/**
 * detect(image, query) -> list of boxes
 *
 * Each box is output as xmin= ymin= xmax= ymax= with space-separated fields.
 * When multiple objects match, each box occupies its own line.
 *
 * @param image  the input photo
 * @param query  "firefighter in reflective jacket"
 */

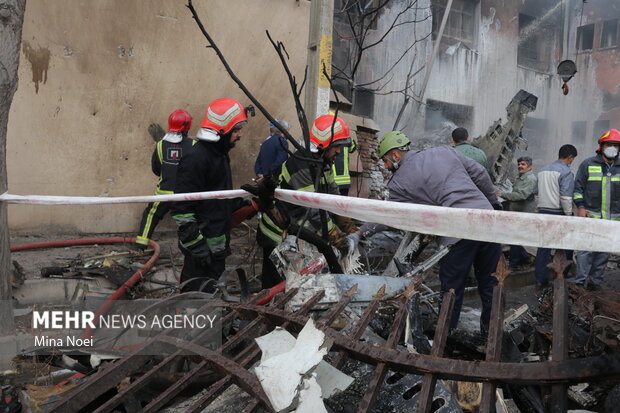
xmin=573 ymin=129 xmax=620 ymax=289
xmin=332 ymin=138 xmax=357 ymax=195
xmin=257 ymin=115 xmax=360 ymax=288
xmin=171 ymin=98 xmax=251 ymax=292
xmin=135 ymin=109 xmax=193 ymax=250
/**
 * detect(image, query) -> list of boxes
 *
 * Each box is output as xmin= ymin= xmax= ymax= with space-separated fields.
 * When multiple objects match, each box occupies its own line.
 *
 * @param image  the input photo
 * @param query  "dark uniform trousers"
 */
xmin=439 ymin=239 xmax=501 ymax=330
xmin=179 ymin=256 xmax=226 ymax=293
xmin=136 ymin=201 xmax=171 ymax=246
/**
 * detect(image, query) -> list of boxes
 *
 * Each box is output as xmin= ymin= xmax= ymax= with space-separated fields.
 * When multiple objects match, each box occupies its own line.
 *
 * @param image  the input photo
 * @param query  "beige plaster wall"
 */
xmin=7 ymin=0 xmax=310 ymax=234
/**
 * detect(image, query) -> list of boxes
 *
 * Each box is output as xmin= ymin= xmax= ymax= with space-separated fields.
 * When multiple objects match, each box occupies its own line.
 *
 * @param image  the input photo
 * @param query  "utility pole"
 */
xmin=304 ymin=0 xmax=334 ymax=127
xmin=0 ymin=0 xmax=27 ymax=335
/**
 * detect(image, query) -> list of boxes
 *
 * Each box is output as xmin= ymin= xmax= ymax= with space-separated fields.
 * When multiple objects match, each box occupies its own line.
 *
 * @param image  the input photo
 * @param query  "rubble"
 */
xmin=255 ymin=326 xmax=354 ymax=401
xmin=6 ymin=230 xmax=620 ymax=413
xmin=284 ymin=272 xmax=413 ymax=310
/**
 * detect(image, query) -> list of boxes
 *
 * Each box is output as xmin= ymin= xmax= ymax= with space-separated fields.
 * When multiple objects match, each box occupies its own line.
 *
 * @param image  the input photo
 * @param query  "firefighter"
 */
xmin=376 ymin=130 xmax=501 ymax=332
xmin=134 ymin=109 xmax=193 ymax=250
xmin=257 ymin=114 xmax=360 ymax=288
xmin=171 ymin=98 xmax=251 ymax=292
xmin=573 ymin=129 xmax=620 ymax=290
xmin=332 ymin=138 xmax=357 ymax=195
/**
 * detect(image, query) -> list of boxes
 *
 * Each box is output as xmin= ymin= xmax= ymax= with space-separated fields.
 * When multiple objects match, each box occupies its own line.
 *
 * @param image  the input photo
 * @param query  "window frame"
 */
xmin=576 ymin=23 xmax=595 ymax=52
xmin=600 ymin=19 xmax=619 ymax=49
xmin=431 ymin=0 xmax=479 ymax=48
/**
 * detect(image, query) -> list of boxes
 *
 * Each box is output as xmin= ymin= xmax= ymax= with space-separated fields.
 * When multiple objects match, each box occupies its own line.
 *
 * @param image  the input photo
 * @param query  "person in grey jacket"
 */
xmin=534 ymin=144 xmax=578 ymax=286
xmin=496 ymin=156 xmax=537 ymax=269
xmin=377 ymin=131 xmax=501 ymax=333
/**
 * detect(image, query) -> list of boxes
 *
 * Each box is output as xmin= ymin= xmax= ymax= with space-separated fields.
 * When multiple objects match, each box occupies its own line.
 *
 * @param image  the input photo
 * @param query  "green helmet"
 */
xmin=378 ymin=131 xmax=411 ymax=158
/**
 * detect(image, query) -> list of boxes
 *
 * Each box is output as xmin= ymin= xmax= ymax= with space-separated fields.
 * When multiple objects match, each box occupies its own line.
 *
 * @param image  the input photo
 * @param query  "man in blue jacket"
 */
xmin=254 ymin=120 xmax=291 ymax=181
xmin=535 ymin=144 xmax=578 ymax=286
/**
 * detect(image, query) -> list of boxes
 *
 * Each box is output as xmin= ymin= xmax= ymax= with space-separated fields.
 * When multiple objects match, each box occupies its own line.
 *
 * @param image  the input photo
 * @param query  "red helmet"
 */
xmin=168 ymin=109 xmax=192 ymax=132
xmin=598 ymin=129 xmax=620 ymax=148
xmin=310 ymin=115 xmax=351 ymax=149
xmin=199 ymin=98 xmax=248 ymax=135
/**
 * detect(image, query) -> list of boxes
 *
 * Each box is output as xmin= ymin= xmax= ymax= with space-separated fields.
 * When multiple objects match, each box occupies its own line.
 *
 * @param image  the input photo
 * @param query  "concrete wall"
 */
xmin=7 ymin=0 xmax=310 ymax=234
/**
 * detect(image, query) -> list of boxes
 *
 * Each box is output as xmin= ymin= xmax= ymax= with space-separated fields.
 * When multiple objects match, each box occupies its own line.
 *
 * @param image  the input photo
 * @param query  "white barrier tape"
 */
xmin=275 ymin=189 xmax=620 ymax=254
xmin=0 ymin=190 xmax=250 ymax=205
xmin=2 ymin=189 xmax=618 ymax=253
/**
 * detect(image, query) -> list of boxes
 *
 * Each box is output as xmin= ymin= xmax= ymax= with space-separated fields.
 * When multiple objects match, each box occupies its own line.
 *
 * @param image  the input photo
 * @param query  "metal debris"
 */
xmin=8 ymin=272 xmax=619 ymax=413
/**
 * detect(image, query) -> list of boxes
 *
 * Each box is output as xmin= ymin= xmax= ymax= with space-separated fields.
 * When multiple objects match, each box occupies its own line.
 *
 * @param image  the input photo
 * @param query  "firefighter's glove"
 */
xmin=329 ymin=227 xmax=349 ymax=255
xmin=345 ymin=232 xmax=361 ymax=255
xmin=178 ymin=223 xmax=211 ymax=266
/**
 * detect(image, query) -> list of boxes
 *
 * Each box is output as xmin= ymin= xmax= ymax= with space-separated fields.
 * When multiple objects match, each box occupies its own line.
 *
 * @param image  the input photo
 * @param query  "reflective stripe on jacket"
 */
xmin=332 ymin=140 xmax=357 ymax=187
xmin=257 ymin=151 xmax=339 ymax=247
xmin=152 ymin=136 xmax=191 ymax=193
xmin=573 ymin=154 xmax=620 ymax=220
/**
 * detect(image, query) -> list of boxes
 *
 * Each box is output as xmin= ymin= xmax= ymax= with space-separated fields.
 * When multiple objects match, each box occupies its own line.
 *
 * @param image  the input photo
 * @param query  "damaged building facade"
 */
xmin=333 ymin=0 xmax=620 ymax=190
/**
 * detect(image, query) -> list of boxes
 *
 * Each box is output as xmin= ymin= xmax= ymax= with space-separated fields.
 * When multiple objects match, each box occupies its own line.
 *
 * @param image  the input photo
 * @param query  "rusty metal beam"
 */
xmin=316 ymin=284 xmax=356 ymax=328
xmin=183 ymin=291 xmax=327 ymax=413
xmin=144 ymin=340 xmax=260 ymax=413
xmin=551 ymin=277 xmax=569 ymax=412
xmin=417 ymin=289 xmax=455 ymax=413
xmin=49 ymin=298 xmax=226 ymax=413
xmin=357 ymin=295 xmax=409 ymax=413
xmin=480 ymin=284 xmax=507 ymax=411
xmin=155 ymin=335 xmax=272 ymax=407
xmin=330 ymin=286 xmax=385 ymax=369
xmin=92 ymin=290 xmax=299 ymax=413
xmin=548 ymin=250 xmax=571 ymax=413
xmin=223 ymin=302 xmax=620 ymax=383
xmin=241 ymin=401 xmax=260 ymax=413
xmin=479 ymin=256 xmax=510 ymax=412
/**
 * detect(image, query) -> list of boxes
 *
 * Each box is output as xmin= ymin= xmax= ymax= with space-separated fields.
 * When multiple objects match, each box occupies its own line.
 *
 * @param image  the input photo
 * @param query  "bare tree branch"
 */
xmin=186 ymin=0 xmax=307 ymax=153
xmin=266 ymin=30 xmax=311 ymax=151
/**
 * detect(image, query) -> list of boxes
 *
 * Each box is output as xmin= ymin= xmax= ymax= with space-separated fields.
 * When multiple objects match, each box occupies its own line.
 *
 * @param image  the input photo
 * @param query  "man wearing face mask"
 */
xmin=372 ymin=131 xmax=501 ymax=333
xmin=573 ymin=129 xmax=620 ymax=290
xmin=171 ymin=98 xmax=251 ymax=292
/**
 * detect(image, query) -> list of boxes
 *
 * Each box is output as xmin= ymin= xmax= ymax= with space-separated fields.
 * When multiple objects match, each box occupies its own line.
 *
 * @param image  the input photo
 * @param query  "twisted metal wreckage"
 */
xmin=3 ymin=0 xmax=619 ymax=406
xmin=35 ymin=258 xmax=620 ymax=413
xmin=4 ymin=88 xmax=620 ymax=411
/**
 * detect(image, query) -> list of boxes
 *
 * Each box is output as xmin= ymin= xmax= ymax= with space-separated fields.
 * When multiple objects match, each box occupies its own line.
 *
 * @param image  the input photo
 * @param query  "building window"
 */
xmin=518 ymin=15 xmax=538 ymax=62
xmin=425 ymin=99 xmax=473 ymax=132
xmin=572 ymin=121 xmax=587 ymax=146
xmin=517 ymin=14 xmax=554 ymax=72
xmin=432 ymin=0 xmax=477 ymax=47
xmin=601 ymin=19 xmax=618 ymax=49
xmin=593 ymin=120 xmax=611 ymax=141
xmin=334 ymin=0 xmax=382 ymax=30
xmin=576 ymin=24 xmax=595 ymax=51
xmin=352 ymin=87 xmax=374 ymax=118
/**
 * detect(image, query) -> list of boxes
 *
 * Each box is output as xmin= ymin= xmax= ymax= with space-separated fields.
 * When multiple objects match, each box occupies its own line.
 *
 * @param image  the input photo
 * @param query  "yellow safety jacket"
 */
xmin=258 ymin=151 xmax=340 ymax=246
xmin=332 ymin=139 xmax=357 ymax=188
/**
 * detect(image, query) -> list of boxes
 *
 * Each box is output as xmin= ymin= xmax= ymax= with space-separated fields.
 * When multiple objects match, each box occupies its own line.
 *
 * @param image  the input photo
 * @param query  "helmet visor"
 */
xmin=328 ymin=137 xmax=352 ymax=148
